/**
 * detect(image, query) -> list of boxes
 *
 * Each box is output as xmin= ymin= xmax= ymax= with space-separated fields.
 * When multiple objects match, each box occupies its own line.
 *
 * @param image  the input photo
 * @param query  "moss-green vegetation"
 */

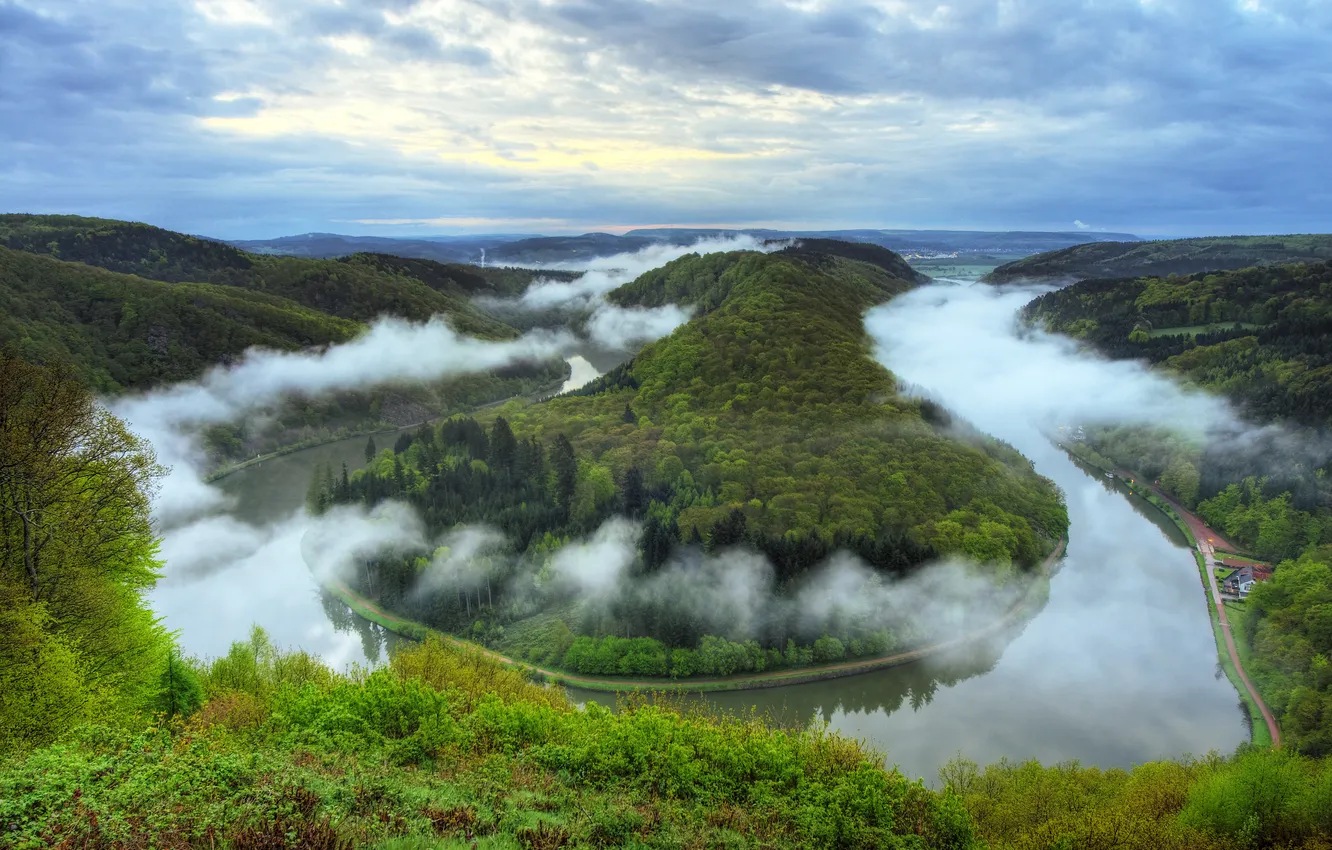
xmin=309 ymin=247 xmax=1068 ymax=676
xmin=987 ymin=234 xmax=1332 ymax=282
xmin=8 ymin=628 xmax=1332 ymax=849
xmin=945 ymin=747 xmax=1332 ymax=849
xmin=1 ymin=632 xmax=980 ymax=850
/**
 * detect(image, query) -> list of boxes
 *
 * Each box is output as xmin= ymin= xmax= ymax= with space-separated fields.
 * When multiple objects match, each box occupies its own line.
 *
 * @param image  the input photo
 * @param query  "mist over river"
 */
xmin=152 ymin=293 xmax=1247 ymax=781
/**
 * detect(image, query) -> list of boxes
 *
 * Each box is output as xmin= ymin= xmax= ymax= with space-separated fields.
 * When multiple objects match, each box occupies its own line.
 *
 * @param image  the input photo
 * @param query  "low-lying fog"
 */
xmin=146 ymin=267 xmax=1252 ymax=781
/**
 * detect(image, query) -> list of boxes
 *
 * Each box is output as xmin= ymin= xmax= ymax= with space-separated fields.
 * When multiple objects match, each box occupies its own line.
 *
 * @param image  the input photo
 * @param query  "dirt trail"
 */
xmin=330 ymin=539 xmax=1065 ymax=693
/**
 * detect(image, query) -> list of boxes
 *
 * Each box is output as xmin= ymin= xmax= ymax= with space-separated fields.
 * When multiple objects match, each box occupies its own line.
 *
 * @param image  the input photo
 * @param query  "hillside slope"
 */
xmin=0 ymin=234 xmax=567 ymax=461
xmin=1023 ymin=261 xmax=1332 ymax=427
xmin=0 ymin=214 xmax=547 ymax=333
xmin=0 ymin=245 xmax=359 ymax=392
xmin=313 ymin=245 xmax=1068 ymax=671
xmin=987 ymin=234 xmax=1332 ymax=283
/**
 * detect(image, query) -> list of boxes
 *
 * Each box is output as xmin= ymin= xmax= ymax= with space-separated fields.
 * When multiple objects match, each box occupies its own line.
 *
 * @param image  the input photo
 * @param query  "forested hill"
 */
xmin=315 ymin=247 xmax=1068 ymax=662
xmin=0 ymin=225 xmax=569 ymax=460
xmin=1023 ymin=261 xmax=1332 ymax=427
xmin=0 ymin=245 xmax=358 ymax=392
xmin=605 ymin=239 xmax=928 ymax=314
xmin=986 ymin=234 xmax=1332 ymax=283
xmin=0 ymin=214 xmax=551 ymax=332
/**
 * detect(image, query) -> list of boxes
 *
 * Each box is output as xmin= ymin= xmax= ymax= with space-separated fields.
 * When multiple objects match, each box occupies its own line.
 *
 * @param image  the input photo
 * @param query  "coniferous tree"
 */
xmin=489 ymin=417 xmax=518 ymax=473
xmin=622 ymin=465 xmax=647 ymax=518
xmin=364 ymin=436 xmax=377 ymax=463
xmin=550 ymin=434 xmax=578 ymax=512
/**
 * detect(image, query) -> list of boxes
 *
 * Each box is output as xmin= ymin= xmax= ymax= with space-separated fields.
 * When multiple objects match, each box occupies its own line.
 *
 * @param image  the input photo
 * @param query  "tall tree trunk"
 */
xmin=21 ymin=509 xmax=37 ymax=599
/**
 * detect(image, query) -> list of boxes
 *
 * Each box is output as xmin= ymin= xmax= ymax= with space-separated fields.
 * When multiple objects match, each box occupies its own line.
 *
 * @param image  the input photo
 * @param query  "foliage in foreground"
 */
xmin=947 ymin=747 xmax=1332 ymax=849
xmin=0 ymin=354 xmax=177 ymax=755
xmin=7 ymin=630 xmax=1332 ymax=849
xmin=0 ymin=633 xmax=975 ymax=850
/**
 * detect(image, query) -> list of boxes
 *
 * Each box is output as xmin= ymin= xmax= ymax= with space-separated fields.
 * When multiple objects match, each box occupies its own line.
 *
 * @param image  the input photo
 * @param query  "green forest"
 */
xmin=0 ymin=217 xmax=575 ymax=464
xmin=2 ymin=357 xmax=1330 ymax=848
xmin=306 ymin=245 xmax=1069 ymax=677
xmin=987 ymin=235 xmax=1332 ymax=283
xmin=1026 ymin=261 xmax=1332 ymax=756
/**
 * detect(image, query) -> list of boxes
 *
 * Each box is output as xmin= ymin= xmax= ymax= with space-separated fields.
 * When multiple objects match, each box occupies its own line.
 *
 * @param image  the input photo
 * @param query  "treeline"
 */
xmin=1075 ymin=425 xmax=1332 ymax=563
xmin=0 ymin=215 xmax=572 ymax=463
xmin=560 ymin=630 xmax=897 ymax=678
xmin=989 ymin=232 xmax=1332 ymax=282
xmin=1244 ymin=550 xmax=1332 ymax=756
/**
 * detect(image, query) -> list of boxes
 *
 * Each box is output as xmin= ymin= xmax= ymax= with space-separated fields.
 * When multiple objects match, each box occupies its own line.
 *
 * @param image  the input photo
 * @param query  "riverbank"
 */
xmin=1061 ymin=442 xmax=1280 ymax=747
xmin=205 ymin=376 xmax=572 ymax=483
xmin=205 ymin=422 xmax=416 ymax=483
xmin=318 ymin=538 xmax=1065 ymax=694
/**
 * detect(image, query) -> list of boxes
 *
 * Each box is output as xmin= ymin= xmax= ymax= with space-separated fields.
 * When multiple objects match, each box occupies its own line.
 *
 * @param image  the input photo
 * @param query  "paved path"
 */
xmin=329 ymin=539 xmax=1066 ymax=693
xmin=1138 ymin=482 xmax=1282 ymax=748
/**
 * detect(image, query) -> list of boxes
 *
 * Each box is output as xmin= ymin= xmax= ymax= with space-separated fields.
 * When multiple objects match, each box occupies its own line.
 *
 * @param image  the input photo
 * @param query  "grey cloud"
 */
xmin=0 ymin=0 xmax=1328 ymax=237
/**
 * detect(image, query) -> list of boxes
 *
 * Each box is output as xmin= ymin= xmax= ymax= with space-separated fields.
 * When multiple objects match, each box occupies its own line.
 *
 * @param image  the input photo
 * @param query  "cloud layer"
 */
xmin=3 ymin=0 xmax=1329 ymax=237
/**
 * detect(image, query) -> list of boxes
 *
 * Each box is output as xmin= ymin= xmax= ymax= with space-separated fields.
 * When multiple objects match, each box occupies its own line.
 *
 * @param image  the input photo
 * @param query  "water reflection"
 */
xmin=560 ymin=355 xmax=601 ymax=393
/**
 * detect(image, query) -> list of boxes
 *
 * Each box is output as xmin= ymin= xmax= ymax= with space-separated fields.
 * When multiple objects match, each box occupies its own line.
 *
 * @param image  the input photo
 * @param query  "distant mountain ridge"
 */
xmin=226 ymin=227 xmax=1142 ymax=266
xmin=986 ymin=234 xmax=1332 ymax=283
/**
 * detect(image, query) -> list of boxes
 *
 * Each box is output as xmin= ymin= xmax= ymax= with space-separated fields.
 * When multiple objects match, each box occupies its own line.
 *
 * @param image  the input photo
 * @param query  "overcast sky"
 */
xmin=2 ymin=0 xmax=1329 ymax=238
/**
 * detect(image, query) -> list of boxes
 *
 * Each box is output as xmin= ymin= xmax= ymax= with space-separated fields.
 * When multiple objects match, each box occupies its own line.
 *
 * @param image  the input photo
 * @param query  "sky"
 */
xmin=2 ymin=0 xmax=1329 ymax=239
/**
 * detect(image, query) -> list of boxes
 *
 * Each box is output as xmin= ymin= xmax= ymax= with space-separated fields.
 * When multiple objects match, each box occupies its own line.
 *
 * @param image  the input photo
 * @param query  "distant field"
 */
xmin=910 ymin=255 xmax=1020 ymax=280
xmin=1146 ymin=322 xmax=1263 ymax=338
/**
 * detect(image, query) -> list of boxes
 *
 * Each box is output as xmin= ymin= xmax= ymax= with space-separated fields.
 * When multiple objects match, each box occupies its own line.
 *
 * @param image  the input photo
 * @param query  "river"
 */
xmin=152 ymin=298 xmax=1248 ymax=782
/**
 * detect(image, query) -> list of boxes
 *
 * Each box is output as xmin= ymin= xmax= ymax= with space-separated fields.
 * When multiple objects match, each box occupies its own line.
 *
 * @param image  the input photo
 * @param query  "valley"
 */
xmin=6 ymin=219 xmax=1332 ymax=849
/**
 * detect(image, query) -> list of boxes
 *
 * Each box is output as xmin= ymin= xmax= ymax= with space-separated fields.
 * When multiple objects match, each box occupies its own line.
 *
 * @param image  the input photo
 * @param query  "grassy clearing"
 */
xmin=1146 ymin=322 xmax=1263 ymax=338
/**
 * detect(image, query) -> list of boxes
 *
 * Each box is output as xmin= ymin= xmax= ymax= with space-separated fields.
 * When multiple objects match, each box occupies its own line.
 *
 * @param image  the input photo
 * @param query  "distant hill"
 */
xmin=0 ymin=214 xmax=549 ymax=334
xmin=986 ymin=234 xmax=1332 ymax=283
xmin=628 ymin=228 xmax=1139 ymax=256
xmin=0 ymin=245 xmax=358 ymax=392
xmin=0 ymin=215 xmax=571 ymax=459
xmin=217 ymin=226 xmax=1141 ymax=266
xmin=229 ymin=232 xmax=535 ymax=263
xmin=1023 ymin=260 xmax=1332 ymax=428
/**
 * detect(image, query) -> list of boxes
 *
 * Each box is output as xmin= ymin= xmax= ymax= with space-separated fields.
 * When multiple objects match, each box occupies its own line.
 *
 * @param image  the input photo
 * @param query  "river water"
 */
xmin=152 ymin=299 xmax=1247 ymax=781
